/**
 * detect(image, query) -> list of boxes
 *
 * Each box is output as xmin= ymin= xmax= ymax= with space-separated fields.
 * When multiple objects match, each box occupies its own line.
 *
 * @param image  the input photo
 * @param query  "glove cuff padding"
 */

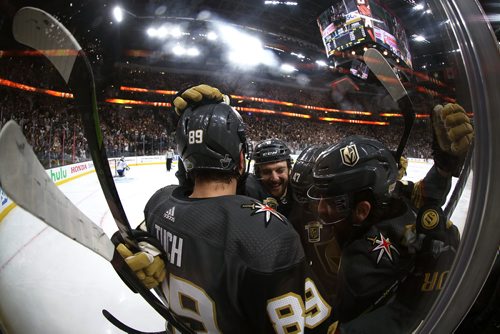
xmin=431 ymin=139 xmax=464 ymax=177
xmin=416 ymin=204 xmax=460 ymax=248
xmin=395 ymin=205 xmax=459 ymax=315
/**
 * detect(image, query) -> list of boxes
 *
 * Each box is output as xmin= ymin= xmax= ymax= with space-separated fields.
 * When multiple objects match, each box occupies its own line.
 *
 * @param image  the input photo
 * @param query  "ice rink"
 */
xmin=0 ymin=160 xmax=472 ymax=333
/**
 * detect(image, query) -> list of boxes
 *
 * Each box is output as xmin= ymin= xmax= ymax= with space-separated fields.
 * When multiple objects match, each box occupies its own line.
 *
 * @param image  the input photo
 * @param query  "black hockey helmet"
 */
xmin=308 ymin=136 xmax=397 ymax=205
xmin=290 ymin=145 xmax=326 ymax=204
xmin=252 ymin=138 xmax=291 ymax=165
xmin=176 ymin=102 xmax=248 ymax=173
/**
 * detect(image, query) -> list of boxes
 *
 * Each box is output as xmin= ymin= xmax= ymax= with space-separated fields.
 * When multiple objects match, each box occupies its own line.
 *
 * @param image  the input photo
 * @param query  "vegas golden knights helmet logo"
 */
xmin=305 ymin=221 xmax=323 ymax=243
xmin=340 ymin=144 xmax=359 ymax=166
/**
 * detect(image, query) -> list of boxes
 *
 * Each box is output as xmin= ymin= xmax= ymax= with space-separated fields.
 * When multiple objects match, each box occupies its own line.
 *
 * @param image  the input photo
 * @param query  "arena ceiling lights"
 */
xmin=112 ymin=6 xmax=124 ymax=23
xmin=264 ymin=1 xmax=298 ymax=5
xmin=412 ymin=34 xmax=430 ymax=43
xmin=315 ymin=60 xmax=328 ymax=67
xmin=213 ymin=22 xmax=279 ymax=69
xmin=280 ymin=63 xmax=297 ymax=73
xmin=172 ymin=44 xmax=200 ymax=57
xmin=146 ymin=25 xmax=186 ymax=39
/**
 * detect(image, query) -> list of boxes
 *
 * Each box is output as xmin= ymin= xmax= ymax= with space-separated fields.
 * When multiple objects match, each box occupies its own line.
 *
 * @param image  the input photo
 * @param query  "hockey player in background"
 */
xmin=247 ymin=138 xmax=295 ymax=217
xmin=289 ymin=144 xmax=342 ymax=300
xmin=116 ymin=156 xmax=130 ymax=177
xmin=115 ymin=101 xmax=338 ymax=333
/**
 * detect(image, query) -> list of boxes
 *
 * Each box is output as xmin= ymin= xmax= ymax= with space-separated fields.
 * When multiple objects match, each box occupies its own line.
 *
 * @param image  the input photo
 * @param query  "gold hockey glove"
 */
xmin=117 ymin=242 xmax=166 ymax=289
xmin=433 ymin=103 xmax=473 ymax=155
xmin=173 ymin=84 xmax=230 ymax=116
xmin=431 ymin=103 xmax=473 ymax=176
xmin=397 ymin=155 xmax=408 ymax=181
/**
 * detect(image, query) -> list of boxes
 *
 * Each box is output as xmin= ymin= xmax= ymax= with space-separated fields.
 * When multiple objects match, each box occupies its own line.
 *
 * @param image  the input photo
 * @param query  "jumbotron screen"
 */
xmin=317 ymin=0 xmax=412 ymax=68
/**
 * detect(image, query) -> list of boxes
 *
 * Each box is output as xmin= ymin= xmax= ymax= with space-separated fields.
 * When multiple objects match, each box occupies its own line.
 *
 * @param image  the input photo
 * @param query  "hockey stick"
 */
xmin=364 ymin=48 xmax=415 ymax=162
xmin=102 ymin=310 xmax=167 ymax=334
xmin=12 ymin=6 xmax=135 ymax=246
xmin=0 ymin=120 xmax=115 ymax=261
xmin=11 ymin=8 xmax=194 ymax=334
xmin=444 ymin=145 xmax=474 ymax=220
xmin=0 ymin=120 xmax=193 ymax=334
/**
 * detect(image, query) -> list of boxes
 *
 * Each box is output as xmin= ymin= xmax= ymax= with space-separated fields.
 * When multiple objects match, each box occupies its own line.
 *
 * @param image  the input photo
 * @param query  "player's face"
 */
xmin=317 ymin=198 xmax=341 ymax=223
xmin=259 ymin=160 xmax=289 ymax=198
xmin=316 ymin=195 xmax=351 ymax=244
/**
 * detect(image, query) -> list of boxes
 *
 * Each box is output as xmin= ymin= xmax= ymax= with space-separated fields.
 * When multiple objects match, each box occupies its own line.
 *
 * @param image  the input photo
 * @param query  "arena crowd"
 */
xmin=1 ymin=62 xmax=435 ymax=168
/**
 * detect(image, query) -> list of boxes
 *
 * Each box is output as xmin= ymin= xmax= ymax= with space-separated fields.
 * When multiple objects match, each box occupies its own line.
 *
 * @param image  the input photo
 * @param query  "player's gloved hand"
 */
xmin=173 ymin=84 xmax=230 ymax=116
xmin=396 ymin=205 xmax=459 ymax=317
xmin=397 ymin=155 xmax=408 ymax=181
xmin=432 ymin=103 xmax=473 ymax=176
xmin=117 ymin=242 xmax=166 ymax=289
xmin=415 ymin=204 xmax=460 ymax=249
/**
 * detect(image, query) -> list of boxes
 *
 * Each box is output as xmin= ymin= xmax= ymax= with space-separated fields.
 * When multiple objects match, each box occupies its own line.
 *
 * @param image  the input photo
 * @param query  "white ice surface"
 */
xmin=0 ymin=164 xmax=177 ymax=334
xmin=0 ymin=161 xmax=472 ymax=333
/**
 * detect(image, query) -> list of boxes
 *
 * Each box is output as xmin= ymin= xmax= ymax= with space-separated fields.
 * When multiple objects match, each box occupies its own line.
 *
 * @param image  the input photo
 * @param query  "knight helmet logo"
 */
xmin=340 ymin=144 xmax=359 ymax=166
xmin=220 ymin=154 xmax=232 ymax=169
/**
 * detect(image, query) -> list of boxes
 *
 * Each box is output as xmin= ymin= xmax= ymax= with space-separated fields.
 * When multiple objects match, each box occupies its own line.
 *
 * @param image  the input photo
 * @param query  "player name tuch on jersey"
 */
xmin=154 ymin=224 xmax=183 ymax=268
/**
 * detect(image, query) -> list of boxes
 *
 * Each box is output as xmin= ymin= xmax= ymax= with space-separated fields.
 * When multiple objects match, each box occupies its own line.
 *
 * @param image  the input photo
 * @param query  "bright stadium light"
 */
xmin=146 ymin=27 xmax=156 ymax=37
xmin=315 ymin=60 xmax=327 ymax=67
xmin=172 ymin=45 xmax=185 ymax=56
xmin=146 ymin=25 xmax=185 ymax=39
xmin=157 ymin=26 xmax=168 ymax=38
xmin=206 ymin=31 xmax=218 ymax=40
xmin=215 ymin=22 xmax=279 ymax=69
xmin=281 ymin=63 xmax=297 ymax=73
xmin=264 ymin=1 xmax=298 ymax=5
xmin=412 ymin=34 xmax=429 ymax=43
xmin=113 ymin=6 xmax=124 ymax=22
xmin=186 ymin=47 xmax=200 ymax=57
xmin=291 ymin=52 xmax=305 ymax=59
xmin=170 ymin=26 xmax=183 ymax=38
xmin=414 ymin=3 xmax=424 ymax=10
xmin=228 ymin=50 xmax=260 ymax=67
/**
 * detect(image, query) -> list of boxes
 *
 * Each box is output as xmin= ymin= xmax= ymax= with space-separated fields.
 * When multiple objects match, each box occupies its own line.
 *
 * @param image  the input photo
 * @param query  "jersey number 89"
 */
xmin=165 ymin=275 xmax=331 ymax=333
xmin=188 ymin=130 xmax=203 ymax=144
xmin=267 ymin=278 xmax=331 ymax=333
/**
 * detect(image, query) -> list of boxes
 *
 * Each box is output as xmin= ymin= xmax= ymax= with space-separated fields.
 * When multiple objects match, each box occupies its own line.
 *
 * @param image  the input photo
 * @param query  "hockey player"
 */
xmin=116 ymin=156 xmax=130 ymax=177
xmin=306 ymin=132 xmax=471 ymax=333
xmin=289 ymin=145 xmax=341 ymax=299
xmin=247 ymin=138 xmax=295 ymax=217
xmin=117 ymin=102 xmax=337 ymax=333
xmin=306 ymin=136 xmax=418 ymax=322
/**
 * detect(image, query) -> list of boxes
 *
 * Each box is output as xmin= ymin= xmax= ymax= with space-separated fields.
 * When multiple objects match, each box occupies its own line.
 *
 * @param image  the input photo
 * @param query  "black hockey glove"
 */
xmin=431 ymin=103 xmax=473 ymax=177
xmin=415 ymin=204 xmax=460 ymax=249
xmin=173 ymin=84 xmax=230 ymax=116
xmin=396 ymin=205 xmax=459 ymax=317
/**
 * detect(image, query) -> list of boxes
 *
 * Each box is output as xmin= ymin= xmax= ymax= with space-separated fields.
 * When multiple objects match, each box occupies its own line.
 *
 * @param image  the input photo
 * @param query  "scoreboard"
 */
xmin=323 ymin=23 xmax=367 ymax=54
xmin=317 ymin=0 xmax=412 ymax=68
